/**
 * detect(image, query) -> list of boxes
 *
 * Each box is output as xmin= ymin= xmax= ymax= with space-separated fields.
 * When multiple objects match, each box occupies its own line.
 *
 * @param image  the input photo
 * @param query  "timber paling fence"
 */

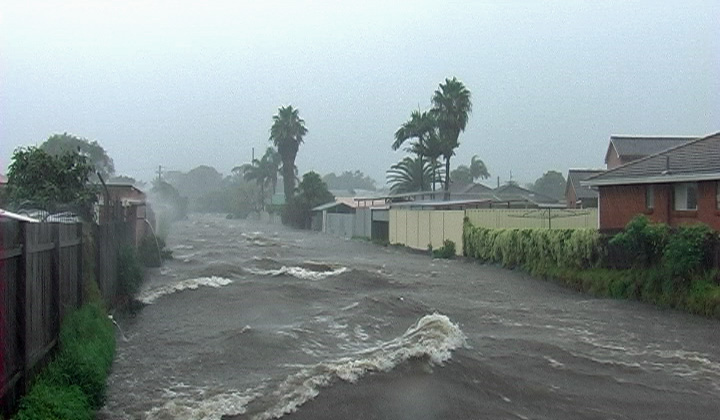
xmin=0 ymin=219 xmax=130 ymax=413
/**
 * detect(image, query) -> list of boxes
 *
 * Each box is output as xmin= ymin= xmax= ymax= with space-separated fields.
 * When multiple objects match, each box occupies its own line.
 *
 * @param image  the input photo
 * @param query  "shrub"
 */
xmin=610 ymin=215 xmax=669 ymax=267
xmin=432 ymin=240 xmax=456 ymax=259
xmin=118 ymin=245 xmax=145 ymax=296
xmin=662 ymin=224 xmax=714 ymax=281
xmin=15 ymin=304 xmax=116 ymax=418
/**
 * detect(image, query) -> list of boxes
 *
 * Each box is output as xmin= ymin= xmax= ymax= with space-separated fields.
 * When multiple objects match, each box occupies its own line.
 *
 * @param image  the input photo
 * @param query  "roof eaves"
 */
xmin=583 ymin=172 xmax=720 ymax=187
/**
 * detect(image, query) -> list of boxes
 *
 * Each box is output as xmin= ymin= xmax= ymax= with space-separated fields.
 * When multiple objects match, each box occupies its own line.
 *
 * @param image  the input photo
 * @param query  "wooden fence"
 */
xmin=1 ymin=221 xmax=83 ymax=407
xmin=1 ymin=219 xmax=131 ymax=413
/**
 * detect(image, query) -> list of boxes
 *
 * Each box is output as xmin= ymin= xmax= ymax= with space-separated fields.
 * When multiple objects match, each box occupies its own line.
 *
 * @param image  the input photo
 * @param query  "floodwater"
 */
xmin=99 ymin=214 xmax=720 ymax=419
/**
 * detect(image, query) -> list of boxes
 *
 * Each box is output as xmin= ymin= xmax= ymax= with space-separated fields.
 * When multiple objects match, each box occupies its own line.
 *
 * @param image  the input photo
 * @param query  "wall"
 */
xmin=325 ymin=213 xmax=356 ymax=238
xmin=466 ymin=208 xmax=598 ymax=229
xmin=389 ymin=209 xmax=464 ymax=256
xmin=600 ymin=181 xmax=720 ymax=231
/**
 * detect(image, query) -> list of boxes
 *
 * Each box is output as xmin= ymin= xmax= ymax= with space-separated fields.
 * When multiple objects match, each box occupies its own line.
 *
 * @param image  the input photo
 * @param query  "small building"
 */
xmin=565 ymin=169 xmax=605 ymax=208
xmin=604 ymin=135 xmax=695 ymax=169
xmin=98 ymin=183 xmax=155 ymax=246
xmin=584 ymin=132 xmax=720 ymax=231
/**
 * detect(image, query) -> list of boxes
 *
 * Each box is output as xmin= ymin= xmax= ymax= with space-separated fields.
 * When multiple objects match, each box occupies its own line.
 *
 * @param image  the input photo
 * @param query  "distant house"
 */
xmin=99 ymin=183 xmax=155 ymax=245
xmin=491 ymin=183 xmax=560 ymax=208
xmin=565 ymin=169 xmax=605 ymax=208
xmin=584 ymin=132 xmax=720 ymax=231
xmin=604 ymin=135 xmax=695 ymax=169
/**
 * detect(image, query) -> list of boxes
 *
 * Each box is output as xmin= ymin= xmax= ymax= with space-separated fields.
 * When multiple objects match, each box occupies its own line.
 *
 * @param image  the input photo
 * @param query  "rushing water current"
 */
xmin=99 ymin=214 xmax=720 ymax=419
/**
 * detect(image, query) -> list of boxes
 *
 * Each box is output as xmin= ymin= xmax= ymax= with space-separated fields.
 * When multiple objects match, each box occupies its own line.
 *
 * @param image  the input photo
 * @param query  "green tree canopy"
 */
xmin=270 ymin=105 xmax=308 ymax=202
xmin=431 ymin=77 xmax=472 ymax=194
xmin=6 ymin=146 xmax=97 ymax=217
xmin=387 ymin=156 xmax=435 ymax=194
xmin=40 ymin=133 xmax=115 ymax=180
xmin=282 ymin=171 xmax=334 ymax=228
xmin=450 ymin=165 xmax=473 ymax=185
xmin=530 ymin=170 xmax=566 ymax=201
xmin=322 ymin=170 xmax=376 ymax=192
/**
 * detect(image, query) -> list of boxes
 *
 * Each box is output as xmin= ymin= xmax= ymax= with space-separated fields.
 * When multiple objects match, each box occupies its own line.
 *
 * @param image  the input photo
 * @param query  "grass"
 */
xmin=14 ymin=304 xmax=116 ymax=419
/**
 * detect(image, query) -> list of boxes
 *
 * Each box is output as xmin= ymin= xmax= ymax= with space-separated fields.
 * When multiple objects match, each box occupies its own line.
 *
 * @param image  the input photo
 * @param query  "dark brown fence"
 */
xmin=94 ymin=222 xmax=131 ymax=305
xmin=1 ymin=221 xmax=83 ymax=409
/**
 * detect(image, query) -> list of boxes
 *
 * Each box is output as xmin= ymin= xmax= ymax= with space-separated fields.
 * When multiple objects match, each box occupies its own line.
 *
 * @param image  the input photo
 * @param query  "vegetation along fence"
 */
xmin=1 ymin=220 xmax=83 ymax=408
xmin=0 ymin=218 xmax=131 ymax=413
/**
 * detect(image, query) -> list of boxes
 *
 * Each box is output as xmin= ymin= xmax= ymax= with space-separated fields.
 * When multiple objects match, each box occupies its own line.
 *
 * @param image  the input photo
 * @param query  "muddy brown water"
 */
xmin=99 ymin=214 xmax=720 ymax=419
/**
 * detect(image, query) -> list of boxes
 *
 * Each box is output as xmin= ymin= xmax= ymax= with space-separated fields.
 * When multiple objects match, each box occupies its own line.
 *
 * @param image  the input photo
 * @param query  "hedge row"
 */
xmin=462 ymin=221 xmax=604 ymax=271
xmin=14 ymin=304 xmax=116 ymax=420
xmin=462 ymin=217 xmax=720 ymax=319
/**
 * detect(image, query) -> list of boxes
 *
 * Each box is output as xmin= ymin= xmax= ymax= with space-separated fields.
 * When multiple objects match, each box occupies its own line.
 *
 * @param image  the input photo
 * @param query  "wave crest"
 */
xmin=137 ymin=276 xmax=233 ymax=304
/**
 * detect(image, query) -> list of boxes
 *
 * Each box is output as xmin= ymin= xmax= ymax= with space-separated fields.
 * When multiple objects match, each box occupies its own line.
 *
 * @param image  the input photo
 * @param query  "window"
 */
xmin=674 ymin=182 xmax=698 ymax=211
xmin=645 ymin=185 xmax=654 ymax=209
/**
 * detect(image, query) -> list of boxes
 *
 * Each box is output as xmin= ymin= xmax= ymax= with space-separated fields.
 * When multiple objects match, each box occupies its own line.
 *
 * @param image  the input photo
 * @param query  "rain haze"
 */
xmin=2 ymin=0 xmax=718 ymax=185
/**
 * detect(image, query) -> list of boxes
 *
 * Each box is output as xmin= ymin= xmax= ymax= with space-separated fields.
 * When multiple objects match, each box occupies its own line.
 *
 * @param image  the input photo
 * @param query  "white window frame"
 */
xmin=673 ymin=182 xmax=698 ymax=211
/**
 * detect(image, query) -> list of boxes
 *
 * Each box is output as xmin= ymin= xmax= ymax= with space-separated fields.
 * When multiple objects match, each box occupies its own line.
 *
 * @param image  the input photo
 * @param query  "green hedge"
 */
xmin=15 ymin=304 xmax=116 ymax=419
xmin=462 ymin=220 xmax=604 ymax=271
xmin=463 ymin=217 xmax=720 ymax=319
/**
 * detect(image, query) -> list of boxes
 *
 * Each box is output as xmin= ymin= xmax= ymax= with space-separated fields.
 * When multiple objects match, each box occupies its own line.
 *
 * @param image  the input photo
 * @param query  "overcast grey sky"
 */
xmin=1 ymin=0 xmax=718 ymax=186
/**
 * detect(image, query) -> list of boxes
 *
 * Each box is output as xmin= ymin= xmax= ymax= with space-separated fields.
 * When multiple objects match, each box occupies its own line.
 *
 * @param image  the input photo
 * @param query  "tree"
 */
xmin=393 ymin=110 xmax=437 ymax=191
xmin=387 ymin=156 xmax=435 ymax=194
xmin=242 ymin=147 xmax=281 ymax=210
xmin=283 ymin=171 xmax=334 ymax=228
xmin=40 ymin=133 xmax=115 ymax=180
xmin=270 ymin=105 xmax=308 ymax=202
xmin=450 ymin=165 xmax=473 ymax=185
xmin=530 ymin=170 xmax=566 ymax=201
xmin=6 ymin=146 xmax=96 ymax=218
xmin=469 ymin=155 xmax=490 ymax=180
xmin=322 ymin=171 xmax=376 ymax=192
xmin=431 ymin=77 xmax=472 ymax=195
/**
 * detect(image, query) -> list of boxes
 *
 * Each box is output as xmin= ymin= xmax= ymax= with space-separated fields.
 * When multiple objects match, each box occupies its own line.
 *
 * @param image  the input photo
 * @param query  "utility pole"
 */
xmin=252 ymin=147 xmax=255 ymax=162
xmin=156 ymin=165 xmax=163 ymax=182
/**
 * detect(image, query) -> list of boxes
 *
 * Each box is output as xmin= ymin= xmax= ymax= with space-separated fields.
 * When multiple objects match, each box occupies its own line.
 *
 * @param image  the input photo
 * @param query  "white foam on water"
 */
xmin=146 ymin=385 xmax=258 ymax=420
xmin=247 ymin=266 xmax=349 ymax=281
xmin=252 ymin=313 xmax=466 ymax=420
xmin=137 ymin=276 xmax=233 ymax=304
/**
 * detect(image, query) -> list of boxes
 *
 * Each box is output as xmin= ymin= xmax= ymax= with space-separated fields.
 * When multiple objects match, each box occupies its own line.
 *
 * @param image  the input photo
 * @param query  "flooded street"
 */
xmin=100 ymin=214 xmax=720 ymax=419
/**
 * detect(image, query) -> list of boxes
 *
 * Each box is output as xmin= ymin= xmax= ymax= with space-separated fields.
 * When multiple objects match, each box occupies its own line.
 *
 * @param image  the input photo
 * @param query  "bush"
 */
xmin=663 ymin=224 xmax=714 ymax=281
xmin=15 ymin=304 xmax=116 ymax=418
xmin=118 ymin=245 xmax=145 ymax=296
xmin=610 ymin=215 xmax=669 ymax=267
xmin=432 ymin=240 xmax=456 ymax=259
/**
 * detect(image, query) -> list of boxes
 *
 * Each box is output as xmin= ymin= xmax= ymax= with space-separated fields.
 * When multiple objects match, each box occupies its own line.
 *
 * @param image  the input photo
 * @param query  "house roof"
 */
xmin=389 ymin=198 xmax=491 ymax=210
xmin=493 ymin=183 xmax=558 ymax=204
xmin=566 ymin=169 xmax=605 ymax=200
xmin=604 ymin=135 xmax=695 ymax=164
xmin=586 ymin=132 xmax=720 ymax=186
xmin=311 ymin=201 xmax=355 ymax=212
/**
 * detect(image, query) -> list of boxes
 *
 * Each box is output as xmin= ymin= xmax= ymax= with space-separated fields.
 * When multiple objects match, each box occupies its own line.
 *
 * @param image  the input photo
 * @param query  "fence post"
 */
xmin=52 ymin=224 xmax=61 ymax=342
xmin=17 ymin=223 xmax=29 ymax=394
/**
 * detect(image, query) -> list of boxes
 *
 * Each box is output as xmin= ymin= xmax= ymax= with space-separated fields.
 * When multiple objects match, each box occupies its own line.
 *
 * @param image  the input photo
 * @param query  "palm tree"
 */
xmin=270 ymin=105 xmax=308 ymax=202
xmin=243 ymin=158 xmax=273 ymax=210
xmin=393 ymin=110 xmax=437 ymax=191
xmin=469 ymin=155 xmax=490 ymax=180
xmin=431 ymin=77 xmax=472 ymax=196
xmin=261 ymin=147 xmax=282 ymax=195
xmin=386 ymin=156 xmax=434 ymax=194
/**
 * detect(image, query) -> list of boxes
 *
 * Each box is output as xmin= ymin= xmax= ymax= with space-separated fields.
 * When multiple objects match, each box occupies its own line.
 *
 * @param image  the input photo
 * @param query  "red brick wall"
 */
xmin=599 ymin=181 xmax=720 ymax=231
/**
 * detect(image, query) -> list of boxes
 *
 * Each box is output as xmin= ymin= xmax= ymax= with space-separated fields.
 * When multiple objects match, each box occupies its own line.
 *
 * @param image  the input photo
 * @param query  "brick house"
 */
xmin=565 ymin=169 xmax=604 ymax=208
xmin=585 ymin=132 xmax=720 ymax=231
xmin=604 ymin=135 xmax=695 ymax=169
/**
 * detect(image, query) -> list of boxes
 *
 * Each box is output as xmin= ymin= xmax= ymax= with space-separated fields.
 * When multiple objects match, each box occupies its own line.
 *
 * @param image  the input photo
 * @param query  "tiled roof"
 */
xmin=605 ymin=135 xmax=695 ymax=164
xmin=566 ymin=169 xmax=604 ymax=199
xmin=493 ymin=184 xmax=558 ymax=204
xmin=587 ymin=132 xmax=720 ymax=186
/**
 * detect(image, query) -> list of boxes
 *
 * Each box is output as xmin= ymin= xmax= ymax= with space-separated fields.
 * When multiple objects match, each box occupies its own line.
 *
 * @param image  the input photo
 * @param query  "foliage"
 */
xmin=137 ymin=235 xmax=173 ymax=268
xmin=6 ymin=146 xmax=97 ymax=218
xmin=164 ymin=165 xmax=225 ymax=205
xmin=387 ymin=156 xmax=437 ymax=193
xmin=322 ymin=170 xmax=377 ymax=192
xmin=662 ymin=224 xmax=714 ymax=281
xmin=282 ymin=171 xmax=334 ymax=228
xmin=40 ymin=132 xmax=115 ymax=180
xmin=242 ymin=147 xmax=281 ymax=210
xmin=469 ymin=155 xmax=490 ymax=180
xmin=15 ymin=304 xmax=116 ymax=418
xmin=270 ymin=105 xmax=308 ymax=202
xmin=609 ymin=215 xmax=669 ymax=267
xmin=463 ymin=221 xmax=604 ymax=271
xmin=450 ymin=165 xmax=473 ymax=185
xmin=151 ymin=180 xmax=188 ymax=221
xmin=430 ymin=77 xmax=472 ymax=192
xmin=529 ymin=170 xmax=566 ymax=201
xmin=117 ymin=245 xmax=145 ymax=296
xmin=432 ymin=240 xmax=456 ymax=259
